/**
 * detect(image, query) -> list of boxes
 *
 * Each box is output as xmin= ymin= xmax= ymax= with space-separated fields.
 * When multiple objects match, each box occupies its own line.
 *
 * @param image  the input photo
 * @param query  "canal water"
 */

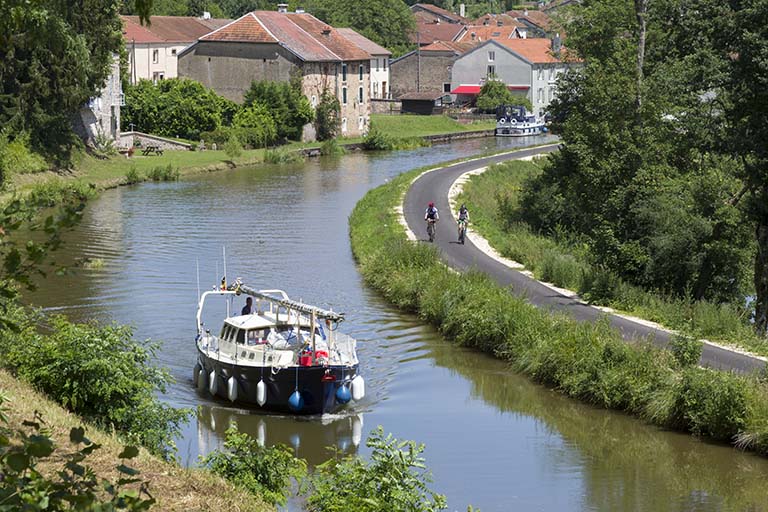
xmin=26 ymin=136 xmax=768 ymax=511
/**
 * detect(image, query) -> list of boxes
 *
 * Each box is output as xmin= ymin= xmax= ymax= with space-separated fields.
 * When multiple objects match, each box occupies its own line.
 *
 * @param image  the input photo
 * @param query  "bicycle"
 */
xmin=457 ymin=219 xmax=467 ymax=245
xmin=426 ymin=219 xmax=437 ymax=243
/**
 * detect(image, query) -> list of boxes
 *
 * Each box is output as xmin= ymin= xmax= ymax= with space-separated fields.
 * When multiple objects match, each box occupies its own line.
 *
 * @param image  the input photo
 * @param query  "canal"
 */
xmin=26 ymin=135 xmax=768 ymax=511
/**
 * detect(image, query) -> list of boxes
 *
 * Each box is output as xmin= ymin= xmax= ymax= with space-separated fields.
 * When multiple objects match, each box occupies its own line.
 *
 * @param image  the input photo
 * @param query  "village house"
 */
xmin=177 ymin=7 xmax=377 ymax=139
xmin=390 ymin=41 xmax=476 ymax=101
xmin=75 ymin=55 xmax=122 ymax=143
xmin=459 ymin=14 xmax=527 ymax=43
xmin=337 ymin=28 xmax=392 ymax=99
xmin=450 ymin=36 xmax=578 ymax=118
xmin=411 ymin=3 xmax=468 ymax=46
xmin=122 ymin=15 xmax=231 ymax=84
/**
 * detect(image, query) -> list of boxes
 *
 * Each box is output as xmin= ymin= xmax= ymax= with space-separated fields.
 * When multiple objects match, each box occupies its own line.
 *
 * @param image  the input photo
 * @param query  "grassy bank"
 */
xmin=349 ymin=155 xmax=768 ymax=456
xmin=0 ymin=369 xmax=272 ymax=511
xmin=369 ymin=114 xmax=495 ymax=138
xmin=457 ymin=160 xmax=768 ymax=357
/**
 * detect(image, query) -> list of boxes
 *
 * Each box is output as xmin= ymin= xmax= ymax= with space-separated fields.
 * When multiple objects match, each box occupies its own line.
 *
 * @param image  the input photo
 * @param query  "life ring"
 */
xmin=510 ymin=118 xmax=517 ymax=124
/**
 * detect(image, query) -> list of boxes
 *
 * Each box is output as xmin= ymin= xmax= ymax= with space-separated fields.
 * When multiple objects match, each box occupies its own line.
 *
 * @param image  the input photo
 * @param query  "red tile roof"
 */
xmin=460 ymin=24 xmax=523 ymax=42
xmin=412 ymin=21 xmax=466 ymax=44
xmin=122 ymin=15 xmax=230 ymax=43
xmin=506 ymin=10 xmax=555 ymax=31
xmin=336 ymin=28 xmax=391 ymax=56
xmin=201 ymin=11 xmax=370 ymax=62
xmin=411 ymin=3 xmax=468 ymax=24
xmin=471 ymin=13 xmax=523 ymax=26
xmin=122 ymin=17 xmax=165 ymax=44
xmin=495 ymin=38 xmax=567 ymax=63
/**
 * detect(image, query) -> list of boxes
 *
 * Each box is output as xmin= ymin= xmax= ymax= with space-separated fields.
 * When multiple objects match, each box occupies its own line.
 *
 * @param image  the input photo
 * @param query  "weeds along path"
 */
xmin=403 ymin=145 xmax=765 ymax=374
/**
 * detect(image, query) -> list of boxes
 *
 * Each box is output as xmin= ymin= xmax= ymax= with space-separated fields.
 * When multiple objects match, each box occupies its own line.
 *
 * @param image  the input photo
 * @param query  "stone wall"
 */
xmin=370 ymin=99 xmax=401 ymax=114
xmin=390 ymin=51 xmax=456 ymax=100
xmin=118 ymin=131 xmax=192 ymax=151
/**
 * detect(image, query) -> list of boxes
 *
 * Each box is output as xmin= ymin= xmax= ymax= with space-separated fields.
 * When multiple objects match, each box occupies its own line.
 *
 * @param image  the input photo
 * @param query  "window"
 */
xmin=376 ymin=58 xmax=380 ymax=72
xmin=152 ymin=71 xmax=164 ymax=83
xmin=358 ymin=117 xmax=365 ymax=131
xmin=537 ymin=68 xmax=543 ymax=80
xmin=171 ymin=48 xmax=177 ymax=56
xmin=342 ymin=63 xmax=347 ymax=81
xmin=537 ymin=88 xmax=544 ymax=103
xmin=235 ymin=329 xmax=245 ymax=344
xmin=491 ymin=32 xmax=501 ymax=37
xmin=152 ymin=49 xmax=159 ymax=63
xmin=373 ymin=82 xmax=379 ymax=97
xmin=358 ymin=86 xmax=363 ymax=103
xmin=341 ymin=117 xmax=347 ymax=133
xmin=487 ymin=65 xmax=495 ymax=76
xmin=383 ymin=59 xmax=387 ymax=70
xmin=311 ymin=95 xmax=317 ymax=107
xmin=342 ymin=87 xmax=347 ymax=104
xmin=382 ymin=81 xmax=387 ymax=98
xmin=488 ymin=50 xmax=495 ymax=61
xmin=359 ymin=64 xmax=363 ymax=80
xmin=443 ymin=83 xmax=451 ymax=93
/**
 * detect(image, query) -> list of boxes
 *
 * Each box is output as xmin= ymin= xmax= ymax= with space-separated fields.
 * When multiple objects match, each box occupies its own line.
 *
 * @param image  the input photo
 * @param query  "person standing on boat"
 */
xmin=241 ymin=297 xmax=253 ymax=315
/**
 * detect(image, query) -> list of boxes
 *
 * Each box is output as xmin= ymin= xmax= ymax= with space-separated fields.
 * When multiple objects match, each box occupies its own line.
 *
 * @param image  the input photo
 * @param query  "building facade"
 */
xmin=178 ymin=10 xmax=374 ymax=138
xmin=390 ymin=41 xmax=475 ymax=100
xmin=337 ymin=28 xmax=392 ymax=99
xmin=76 ymin=55 xmax=122 ymax=143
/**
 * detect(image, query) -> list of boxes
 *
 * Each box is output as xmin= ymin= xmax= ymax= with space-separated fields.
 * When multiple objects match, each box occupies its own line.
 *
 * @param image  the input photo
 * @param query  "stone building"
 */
xmin=75 ymin=55 xmax=122 ymax=144
xmin=390 ymin=41 xmax=476 ymax=101
xmin=178 ymin=9 xmax=376 ymax=138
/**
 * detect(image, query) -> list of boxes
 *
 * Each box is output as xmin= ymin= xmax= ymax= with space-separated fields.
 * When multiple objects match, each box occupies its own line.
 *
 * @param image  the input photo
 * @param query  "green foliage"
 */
xmin=146 ymin=164 xmax=180 ymax=181
xmin=476 ymin=79 xmax=528 ymax=113
xmin=670 ymin=335 xmax=702 ymax=368
xmin=314 ymin=90 xmax=341 ymax=141
xmin=232 ymin=103 xmax=278 ymax=148
xmin=319 ymin=139 xmax=346 ymax=156
xmin=306 ymin=426 xmax=447 ymax=512
xmin=306 ymin=0 xmax=416 ymax=56
xmin=125 ymin=167 xmax=142 ymax=184
xmin=123 ymin=78 xmax=232 ymax=140
xmin=363 ymin=126 xmax=429 ymax=151
xmin=0 ymin=399 xmax=154 ymax=511
xmin=0 ymin=0 xmax=123 ymax=163
xmin=223 ymin=134 xmax=243 ymax=159
xmin=243 ymin=79 xmax=313 ymax=141
xmin=201 ymin=425 xmax=306 ymax=506
xmin=263 ymin=148 xmax=304 ymax=164
xmin=0 ymin=308 xmax=190 ymax=459
xmin=0 ymin=131 xmax=48 ymax=182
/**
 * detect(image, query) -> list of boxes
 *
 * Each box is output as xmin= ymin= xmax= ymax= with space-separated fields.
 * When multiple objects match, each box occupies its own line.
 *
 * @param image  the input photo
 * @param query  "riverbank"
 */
xmin=6 ymin=115 xmax=496 ymax=197
xmin=456 ymin=160 xmax=768 ymax=358
xmin=348 ymin=150 xmax=768 ymax=456
xmin=0 ymin=369 xmax=272 ymax=511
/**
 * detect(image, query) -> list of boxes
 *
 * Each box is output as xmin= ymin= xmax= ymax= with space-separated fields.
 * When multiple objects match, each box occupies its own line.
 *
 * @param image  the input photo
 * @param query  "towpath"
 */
xmin=403 ymin=144 xmax=766 ymax=374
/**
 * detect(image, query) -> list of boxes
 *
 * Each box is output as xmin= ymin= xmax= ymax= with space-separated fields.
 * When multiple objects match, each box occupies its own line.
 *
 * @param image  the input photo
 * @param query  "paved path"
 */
xmin=403 ymin=145 xmax=766 ymax=374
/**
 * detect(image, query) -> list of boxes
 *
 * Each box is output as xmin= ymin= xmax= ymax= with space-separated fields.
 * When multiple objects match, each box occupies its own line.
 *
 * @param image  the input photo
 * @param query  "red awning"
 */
xmin=451 ymin=85 xmax=481 ymax=94
xmin=507 ymin=85 xmax=530 ymax=90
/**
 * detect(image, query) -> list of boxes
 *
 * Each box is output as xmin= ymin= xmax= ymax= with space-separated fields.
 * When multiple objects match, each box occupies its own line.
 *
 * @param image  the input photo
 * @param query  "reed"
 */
xmin=349 ymin=157 xmax=768 ymax=456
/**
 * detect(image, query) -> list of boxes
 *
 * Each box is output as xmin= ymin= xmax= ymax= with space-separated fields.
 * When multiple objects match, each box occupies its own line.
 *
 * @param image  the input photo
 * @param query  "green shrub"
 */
xmin=264 ymin=148 xmax=303 ymax=164
xmin=202 ymin=425 xmax=306 ymax=506
xmin=306 ymin=426 xmax=447 ymax=512
xmin=0 ymin=131 xmax=48 ymax=180
xmin=0 ymin=307 xmax=190 ymax=459
xmin=670 ymin=335 xmax=703 ymax=367
xmin=146 ymin=164 xmax=180 ymax=181
xmin=232 ymin=103 xmax=278 ymax=147
xmin=26 ymin=180 xmax=96 ymax=206
xmin=200 ymin=127 xmax=233 ymax=146
xmin=362 ymin=126 xmax=393 ymax=150
xmin=224 ymin=134 xmax=243 ymax=159
xmin=319 ymin=138 xmax=346 ymax=156
xmin=0 ymin=397 xmax=154 ymax=511
xmin=125 ymin=166 xmax=141 ymax=184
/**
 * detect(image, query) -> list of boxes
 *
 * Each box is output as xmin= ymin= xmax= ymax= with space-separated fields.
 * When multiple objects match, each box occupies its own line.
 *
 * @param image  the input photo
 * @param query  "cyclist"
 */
xmin=424 ymin=202 xmax=439 ymax=242
xmin=457 ymin=204 xmax=469 ymax=244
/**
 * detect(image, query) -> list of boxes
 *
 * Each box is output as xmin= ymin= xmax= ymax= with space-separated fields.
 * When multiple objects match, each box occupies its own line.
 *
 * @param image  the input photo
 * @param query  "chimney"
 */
xmin=321 ymin=26 xmax=331 ymax=36
xmin=459 ymin=3 xmax=465 ymax=17
xmin=202 ymin=10 xmax=211 ymax=19
xmin=277 ymin=3 xmax=288 ymax=13
xmin=551 ymin=33 xmax=562 ymax=55
xmin=435 ymin=17 xmax=440 ymax=24
xmin=497 ymin=20 xmax=503 ymax=26
xmin=524 ymin=9 xmax=528 ymax=16
xmin=295 ymin=7 xmax=305 ymax=13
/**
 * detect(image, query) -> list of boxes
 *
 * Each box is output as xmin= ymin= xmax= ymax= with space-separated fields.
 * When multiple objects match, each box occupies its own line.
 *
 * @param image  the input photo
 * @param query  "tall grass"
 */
xmin=263 ymin=148 xmax=305 ymax=164
xmin=458 ymin=160 xmax=768 ymax=357
xmin=349 ymin=158 xmax=768 ymax=456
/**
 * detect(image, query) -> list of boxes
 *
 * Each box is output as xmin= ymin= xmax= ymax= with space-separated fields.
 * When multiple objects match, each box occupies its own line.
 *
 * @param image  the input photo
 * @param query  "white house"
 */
xmin=122 ymin=15 xmax=230 ymax=84
xmin=337 ymin=28 xmax=392 ymax=99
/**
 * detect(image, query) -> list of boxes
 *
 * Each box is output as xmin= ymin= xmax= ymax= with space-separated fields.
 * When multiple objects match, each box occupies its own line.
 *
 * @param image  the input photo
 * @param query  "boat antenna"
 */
xmin=222 ymin=246 xmax=227 ymax=289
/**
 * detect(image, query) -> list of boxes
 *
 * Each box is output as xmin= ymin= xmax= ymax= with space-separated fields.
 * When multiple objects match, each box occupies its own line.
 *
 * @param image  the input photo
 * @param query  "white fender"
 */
xmin=208 ymin=370 xmax=218 ymax=396
xmin=257 ymin=420 xmax=266 ymax=447
xmin=193 ymin=363 xmax=201 ymax=388
xmin=197 ymin=367 xmax=207 ymax=392
xmin=352 ymin=414 xmax=363 ymax=447
xmin=256 ymin=379 xmax=267 ymax=406
xmin=351 ymin=375 xmax=365 ymax=401
xmin=227 ymin=376 xmax=238 ymax=402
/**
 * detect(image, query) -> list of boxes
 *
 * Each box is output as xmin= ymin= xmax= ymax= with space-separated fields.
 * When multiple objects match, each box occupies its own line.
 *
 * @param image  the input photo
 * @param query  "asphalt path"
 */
xmin=404 ymin=145 xmax=766 ymax=374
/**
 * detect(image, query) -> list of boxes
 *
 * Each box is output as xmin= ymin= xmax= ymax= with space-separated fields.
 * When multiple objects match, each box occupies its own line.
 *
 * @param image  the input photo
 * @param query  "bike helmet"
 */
xmin=428 ymin=202 xmax=435 ymax=207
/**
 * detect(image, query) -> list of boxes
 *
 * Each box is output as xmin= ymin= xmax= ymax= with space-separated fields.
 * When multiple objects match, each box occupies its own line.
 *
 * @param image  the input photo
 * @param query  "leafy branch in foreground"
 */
xmin=306 ymin=426 xmax=447 ymax=512
xmin=0 ymin=393 xmax=155 ymax=510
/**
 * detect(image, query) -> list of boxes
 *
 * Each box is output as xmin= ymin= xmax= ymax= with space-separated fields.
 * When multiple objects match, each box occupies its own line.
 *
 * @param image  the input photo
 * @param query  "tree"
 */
xmin=243 ymin=75 xmax=313 ymax=141
xmin=314 ymin=90 xmax=341 ymax=141
xmin=232 ymin=103 xmax=277 ymax=147
xmin=475 ymin=78 xmax=532 ymax=112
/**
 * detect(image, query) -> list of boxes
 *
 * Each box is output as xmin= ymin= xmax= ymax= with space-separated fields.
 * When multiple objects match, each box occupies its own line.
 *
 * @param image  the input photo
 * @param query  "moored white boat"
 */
xmin=194 ymin=279 xmax=363 ymax=415
xmin=494 ymin=104 xmax=546 ymax=137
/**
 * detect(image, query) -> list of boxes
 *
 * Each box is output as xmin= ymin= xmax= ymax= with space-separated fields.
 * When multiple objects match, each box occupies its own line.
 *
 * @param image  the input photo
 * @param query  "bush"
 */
xmin=320 ymin=139 xmax=346 ymax=156
xmin=0 ymin=307 xmax=190 ymax=459
xmin=125 ymin=166 xmax=141 ymax=184
xmin=263 ymin=148 xmax=304 ymax=164
xmin=232 ymin=103 xmax=278 ymax=147
xmin=362 ymin=126 xmax=393 ymax=150
xmin=306 ymin=426 xmax=447 ymax=512
xmin=146 ymin=164 xmax=180 ymax=181
xmin=314 ymin=90 xmax=341 ymax=141
xmin=0 ymin=131 xmax=48 ymax=183
xmin=201 ymin=426 xmax=306 ymax=506
xmin=243 ymin=76 xmax=313 ymax=141
xmin=670 ymin=335 xmax=703 ymax=367
xmin=224 ymin=134 xmax=243 ymax=159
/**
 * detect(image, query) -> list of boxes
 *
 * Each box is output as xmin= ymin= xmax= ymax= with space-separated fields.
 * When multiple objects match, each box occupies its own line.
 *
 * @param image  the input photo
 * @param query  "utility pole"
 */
xmin=416 ymin=30 xmax=421 ymax=92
